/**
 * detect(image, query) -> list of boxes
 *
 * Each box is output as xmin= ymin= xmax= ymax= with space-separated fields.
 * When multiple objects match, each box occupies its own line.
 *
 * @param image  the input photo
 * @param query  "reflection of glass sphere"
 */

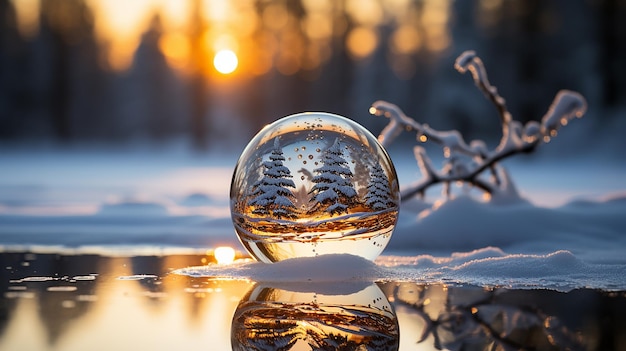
xmin=230 ymin=113 xmax=399 ymax=263
xmin=231 ymin=283 xmax=399 ymax=351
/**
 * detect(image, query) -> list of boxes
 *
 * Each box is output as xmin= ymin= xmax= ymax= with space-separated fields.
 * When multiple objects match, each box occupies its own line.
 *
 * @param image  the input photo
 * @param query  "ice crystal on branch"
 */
xmin=370 ymin=50 xmax=588 ymax=202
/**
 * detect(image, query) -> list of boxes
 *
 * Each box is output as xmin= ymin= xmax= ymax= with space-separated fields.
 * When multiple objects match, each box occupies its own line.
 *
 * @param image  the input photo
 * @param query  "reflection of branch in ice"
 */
xmin=370 ymin=51 xmax=587 ymax=203
xmin=389 ymin=285 xmax=585 ymax=351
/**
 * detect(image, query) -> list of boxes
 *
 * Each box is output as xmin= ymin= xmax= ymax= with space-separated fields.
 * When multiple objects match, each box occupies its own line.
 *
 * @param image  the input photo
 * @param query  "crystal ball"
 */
xmin=230 ymin=112 xmax=399 ymax=263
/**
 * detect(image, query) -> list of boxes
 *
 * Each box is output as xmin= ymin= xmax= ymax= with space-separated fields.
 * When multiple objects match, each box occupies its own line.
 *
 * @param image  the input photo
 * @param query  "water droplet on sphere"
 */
xmin=230 ymin=112 xmax=400 ymax=263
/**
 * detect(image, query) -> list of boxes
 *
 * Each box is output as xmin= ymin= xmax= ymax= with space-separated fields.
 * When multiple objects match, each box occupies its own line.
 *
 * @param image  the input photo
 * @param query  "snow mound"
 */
xmin=389 ymin=195 xmax=626 ymax=263
xmin=175 ymin=248 xmax=626 ymax=291
xmin=174 ymin=253 xmax=388 ymax=283
xmin=378 ymin=247 xmax=626 ymax=291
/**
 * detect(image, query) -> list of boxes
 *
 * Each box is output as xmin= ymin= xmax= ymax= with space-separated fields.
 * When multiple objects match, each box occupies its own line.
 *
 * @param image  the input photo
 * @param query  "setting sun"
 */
xmin=213 ymin=49 xmax=238 ymax=74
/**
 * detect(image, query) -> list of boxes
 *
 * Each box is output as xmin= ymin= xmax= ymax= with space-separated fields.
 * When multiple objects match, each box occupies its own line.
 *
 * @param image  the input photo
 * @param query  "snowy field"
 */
xmin=0 ymin=144 xmax=625 ymax=291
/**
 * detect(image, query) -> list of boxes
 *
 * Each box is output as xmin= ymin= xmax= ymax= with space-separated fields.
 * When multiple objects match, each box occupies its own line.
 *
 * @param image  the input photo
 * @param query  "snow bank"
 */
xmin=174 ymin=248 xmax=626 ymax=291
xmin=390 ymin=195 xmax=626 ymax=263
xmin=379 ymin=247 xmax=626 ymax=290
xmin=175 ymin=254 xmax=386 ymax=283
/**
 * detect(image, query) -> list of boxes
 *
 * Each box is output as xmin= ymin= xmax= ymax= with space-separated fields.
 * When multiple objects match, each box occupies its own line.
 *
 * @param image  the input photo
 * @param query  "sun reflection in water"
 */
xmin=214 ymin=246 xmax=236 ymax=264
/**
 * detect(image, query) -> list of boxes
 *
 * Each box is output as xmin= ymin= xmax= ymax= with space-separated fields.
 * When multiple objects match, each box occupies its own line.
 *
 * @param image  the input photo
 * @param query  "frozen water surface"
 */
xmin=1 ymin=252 xmax=625 ymax=351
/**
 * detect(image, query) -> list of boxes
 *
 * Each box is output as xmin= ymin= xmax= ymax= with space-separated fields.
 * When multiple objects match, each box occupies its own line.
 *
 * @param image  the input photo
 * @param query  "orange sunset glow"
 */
xmin=9 ymin=0 xmax=455 ymax=79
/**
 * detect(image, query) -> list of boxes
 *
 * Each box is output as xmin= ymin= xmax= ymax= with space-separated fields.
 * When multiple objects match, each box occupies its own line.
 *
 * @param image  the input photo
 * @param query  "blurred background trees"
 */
xmin=0 ymin=0 xmax=624 ymax=153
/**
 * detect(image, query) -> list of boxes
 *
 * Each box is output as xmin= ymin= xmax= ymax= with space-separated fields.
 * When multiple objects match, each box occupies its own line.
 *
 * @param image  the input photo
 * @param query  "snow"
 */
xmin=175 ymin=254 xmax=385 ymax=283
xmin=541 ymin=90 xmax=587 ymax=135
xmin=310 ymin=172 xmax=346 ymax=184
xmin=1 ymin=146 xmax=625 ymax=291
xmin=325 ymin=202 xmax=348 ymax=214
xmin=176 ymin=248 xmax=625 ymax=292
xmin=390 ymin=195 xmax=626 ymax=263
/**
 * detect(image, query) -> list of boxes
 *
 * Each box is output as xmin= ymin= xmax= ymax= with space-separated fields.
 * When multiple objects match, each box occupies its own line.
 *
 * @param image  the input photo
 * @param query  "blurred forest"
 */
xmin=0 ymin=0 xmax=624 ymax=152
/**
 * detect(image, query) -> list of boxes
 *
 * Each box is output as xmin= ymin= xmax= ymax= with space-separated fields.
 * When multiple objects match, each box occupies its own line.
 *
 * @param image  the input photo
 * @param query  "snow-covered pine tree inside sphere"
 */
xmin=230 ymin=112 xmax=400 ymax=263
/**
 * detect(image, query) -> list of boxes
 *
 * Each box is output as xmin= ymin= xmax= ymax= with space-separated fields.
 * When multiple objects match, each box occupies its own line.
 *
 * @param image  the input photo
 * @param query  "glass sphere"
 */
xmin=230 ymin=112 xmax=399 ymax=263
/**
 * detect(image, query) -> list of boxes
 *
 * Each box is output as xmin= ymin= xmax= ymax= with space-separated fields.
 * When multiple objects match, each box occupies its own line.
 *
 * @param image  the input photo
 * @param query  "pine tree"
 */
xmin=351 ymin=148 xmax=372 ymax=199
xmin=365 ymin=162 xmax=396 ymax=211
xmin=309 ymin=138 xmax=358 ymax=215
xmin=247 ymin=138 xmax=297 ymax=219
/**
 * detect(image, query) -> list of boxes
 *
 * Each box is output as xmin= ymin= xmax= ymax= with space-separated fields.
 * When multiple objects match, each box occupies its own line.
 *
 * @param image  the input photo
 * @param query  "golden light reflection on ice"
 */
xmin=0 ymin=256 xmax=253 ymax=351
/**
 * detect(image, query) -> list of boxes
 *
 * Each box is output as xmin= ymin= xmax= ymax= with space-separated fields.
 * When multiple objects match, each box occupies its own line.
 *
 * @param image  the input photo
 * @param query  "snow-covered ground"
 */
xmin=0 ymin=145 xmax=624 ymax=291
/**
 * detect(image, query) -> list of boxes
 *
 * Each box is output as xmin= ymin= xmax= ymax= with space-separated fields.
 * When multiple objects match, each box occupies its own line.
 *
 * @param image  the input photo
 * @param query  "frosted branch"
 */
xmin=371 ymin=101 xmax=482 ymax=158
xmin=455 ymin=50 xmax=511 ymax=125
xmin=540 ymin=90 xmax=587 ymax=141
xmin=370 ymin=101 xmax=421 ymax=148
xmin=371 ymin=51 xmax=587 ymax=202
xmin=401 ymin=149 xmax=495 ymax=200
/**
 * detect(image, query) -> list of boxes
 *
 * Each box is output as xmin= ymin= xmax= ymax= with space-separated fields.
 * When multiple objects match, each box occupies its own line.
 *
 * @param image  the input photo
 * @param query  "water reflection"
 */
xmin=231 ymin=283 xmax=399 ymax=350
xmin=0 ymin=252 xmax=253 ymax=350
xmin=384 ymin=283 xmax=592 ymax=350
xmin=0 ymin=252 xmax=625 ymax=350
